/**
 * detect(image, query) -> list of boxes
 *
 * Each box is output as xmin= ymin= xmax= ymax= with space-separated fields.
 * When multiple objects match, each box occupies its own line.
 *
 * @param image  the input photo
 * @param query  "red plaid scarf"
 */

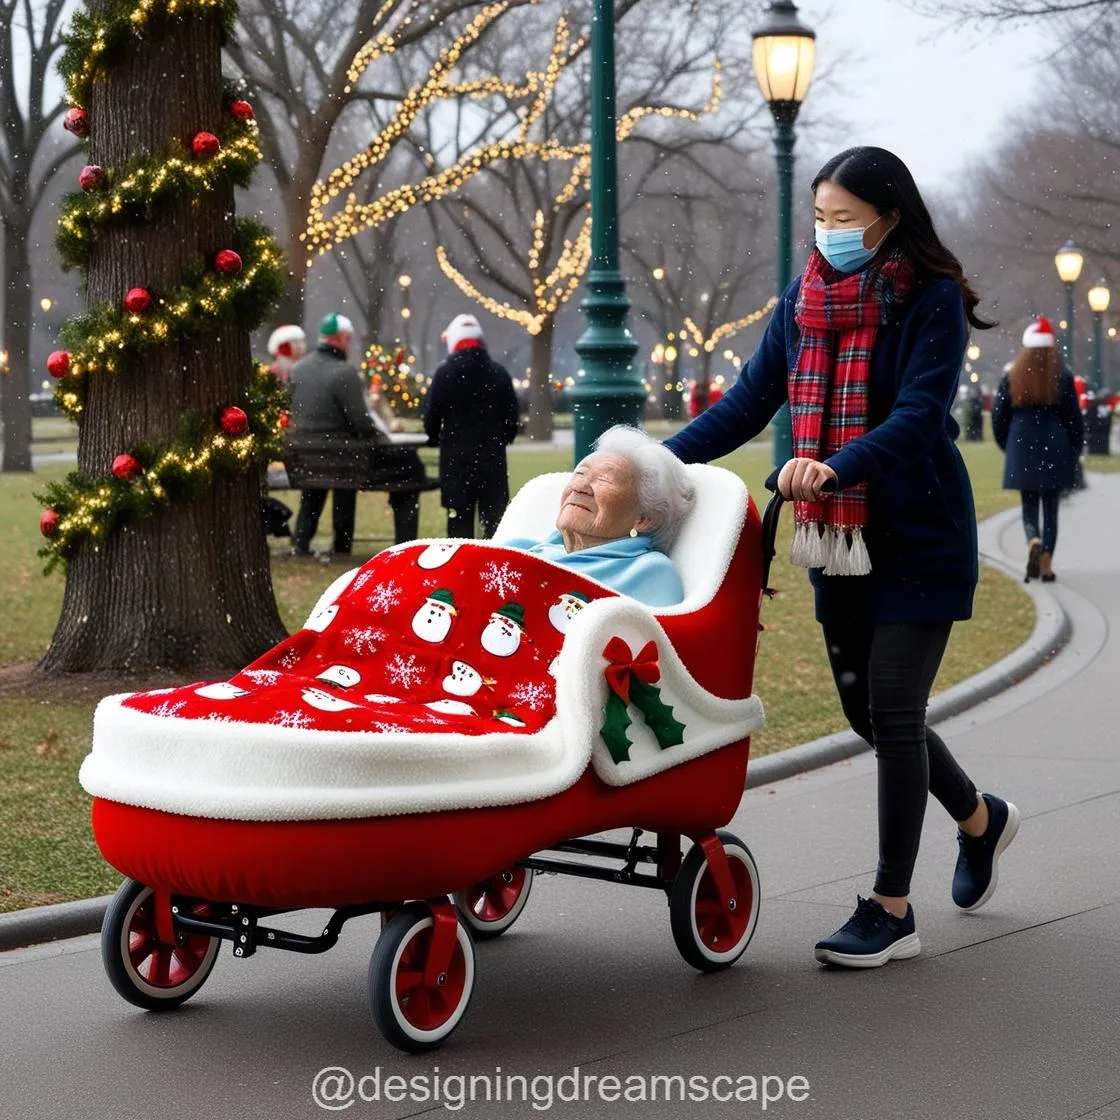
xmin=788 ymin=247 xmax=916 ymax=575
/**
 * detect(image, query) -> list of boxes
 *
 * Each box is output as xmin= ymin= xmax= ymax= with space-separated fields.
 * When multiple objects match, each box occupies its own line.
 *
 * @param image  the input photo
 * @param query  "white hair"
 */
xmin=592 ymin=425 xmax=696 ymax=552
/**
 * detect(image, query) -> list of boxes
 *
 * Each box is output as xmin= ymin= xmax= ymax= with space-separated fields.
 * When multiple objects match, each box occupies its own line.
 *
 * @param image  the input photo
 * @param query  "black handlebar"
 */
xmin=758 ymin=467 xmax=837 ymax=595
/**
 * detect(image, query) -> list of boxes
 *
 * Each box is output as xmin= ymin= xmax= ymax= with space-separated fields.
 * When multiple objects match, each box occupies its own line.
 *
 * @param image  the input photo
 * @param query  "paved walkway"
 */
xmin=3 ymin=476 xmax=1119 ymax=1120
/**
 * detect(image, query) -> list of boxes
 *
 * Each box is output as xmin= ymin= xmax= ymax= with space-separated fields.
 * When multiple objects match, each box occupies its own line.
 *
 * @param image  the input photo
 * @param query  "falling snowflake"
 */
xmin=366 ymin=579 xmax=403 ymax=613
xmin=386 ymin=653 xmax=424 ymax=690
xmin=150 ymin=700 xmax=188 ymax=718
xmin=271 ymin=709 xmax=315 ymax=730
xmin=242 ymin=669 xmax=283 ymax=685
xmin=277 ymin=649 xmax=302 ymax=669
xmin=481 ymin=561 xmax=522 ymax=599
xmin=350 ymin=568 xmax=377 ymax=592
xmin=344 ymin=626 xmax=387 ymax=655
xmin=509 ymin=681 xmax=550 ymax=712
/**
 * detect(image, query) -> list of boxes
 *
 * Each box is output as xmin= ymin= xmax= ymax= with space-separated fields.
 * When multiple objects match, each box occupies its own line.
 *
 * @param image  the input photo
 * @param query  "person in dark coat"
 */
xmin=424 ymin=314 xmax=520 ymax=538
xmin=666 ymin=146 xmax=1019 ymax=969
xmin=288 ymin=313 xmax=383 ymax=556
xmin=991 ymin=316 xmax=1084 ymax=583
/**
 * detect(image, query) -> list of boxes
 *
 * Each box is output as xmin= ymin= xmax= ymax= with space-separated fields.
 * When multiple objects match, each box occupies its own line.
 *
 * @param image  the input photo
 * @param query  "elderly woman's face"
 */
xmin=556 ymin=453 xmax=643 ymax=544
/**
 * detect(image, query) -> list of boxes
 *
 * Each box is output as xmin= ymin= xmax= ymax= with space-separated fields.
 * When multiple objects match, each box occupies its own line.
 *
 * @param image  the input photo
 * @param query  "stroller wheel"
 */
xmin=669 ymin=831 xmax=760 ymax=972
xmin=453 ymin=867 xmax=534 ymax=940
xmin=369 ymin=902 xmax=475 ymax=1053
xmin=101 ymin=879 xmax=219 ymax=1010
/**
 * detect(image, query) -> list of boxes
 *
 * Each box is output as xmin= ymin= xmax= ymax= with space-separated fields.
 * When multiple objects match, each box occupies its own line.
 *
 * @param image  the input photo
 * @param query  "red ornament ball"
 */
xmin=111 ymin=453 xmax=142 ymax=481
xmin=63 ymin=107 xmax=89 ymax=137
xmin=78 ymin=164 xmax=104 ymax=191
xmin=219 ymin=406 xmax=249 ymax=435
xmin=279 ymin=410 xmax=290 ymax=430
xmin=39 ymin=510 xmax=60 ymax=538
xmin=228 ymin=100 xmax=254 ymax=122
xmin=214 ymin=249 xmax=242 ymax=276
xmin=47 ymin=350 xmax=71 ymax=379
xmin=124 ymin=287 xmax=152 ymax=314
xmin=191 ymin=131 xmax=220 ymax=158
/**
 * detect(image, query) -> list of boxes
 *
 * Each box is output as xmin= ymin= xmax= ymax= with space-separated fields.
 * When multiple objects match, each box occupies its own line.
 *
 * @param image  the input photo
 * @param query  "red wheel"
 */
xmin=453 ymin=867 xmax=533 ymax=939
xmin=101 ymin=880 xmax=219 ymax=1010
xmin=368 ymin=903 xmax=475 ymax=1052
xmin=670 ymin=832 xmax=760 ymax=972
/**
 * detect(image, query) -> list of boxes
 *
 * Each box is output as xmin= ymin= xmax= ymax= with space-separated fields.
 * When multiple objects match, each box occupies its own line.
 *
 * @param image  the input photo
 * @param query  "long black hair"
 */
xmin=812 ymin=146 xmax=994 ymax=330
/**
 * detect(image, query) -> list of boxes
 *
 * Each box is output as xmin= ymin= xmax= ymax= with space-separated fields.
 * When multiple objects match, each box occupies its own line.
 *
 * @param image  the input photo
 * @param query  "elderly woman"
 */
xmin=499 ymin=426 xmax=695 ymax=606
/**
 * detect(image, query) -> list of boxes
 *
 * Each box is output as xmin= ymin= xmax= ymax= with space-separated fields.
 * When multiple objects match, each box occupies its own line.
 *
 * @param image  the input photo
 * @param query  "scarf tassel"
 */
xmin=790 ymin=525 xmax=872 ymax=577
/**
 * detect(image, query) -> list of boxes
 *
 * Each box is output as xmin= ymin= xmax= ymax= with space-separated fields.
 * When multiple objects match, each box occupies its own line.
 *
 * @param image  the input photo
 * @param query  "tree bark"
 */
xmin=39 ymin=6 xmax=287 ymax=675
xmin=525 ymin=316 xmax=555 ymax=442
xmin=0 ymin=219 xmax=33 ymax=472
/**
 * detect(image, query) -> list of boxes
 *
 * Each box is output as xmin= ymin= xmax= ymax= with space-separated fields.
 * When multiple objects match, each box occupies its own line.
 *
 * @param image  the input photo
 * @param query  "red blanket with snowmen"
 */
xmin=121 ymin=541 xmax=614 ymax=735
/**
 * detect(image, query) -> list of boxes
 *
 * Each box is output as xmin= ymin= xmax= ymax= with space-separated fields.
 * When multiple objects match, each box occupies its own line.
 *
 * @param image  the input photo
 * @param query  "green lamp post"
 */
xmin=752 ymin=1 xmax=817 ymax=470
xmin=571 ymin=0 xmax=644 ymax=464
xmin=1088 ymin=280 xmax=1110 ymax=392
xmin=1054 ymin=239 xmax=1084 ymax=370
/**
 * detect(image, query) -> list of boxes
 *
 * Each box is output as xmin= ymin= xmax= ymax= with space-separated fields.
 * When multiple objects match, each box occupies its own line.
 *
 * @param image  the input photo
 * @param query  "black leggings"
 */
xmin=822 ymin=619 xmax=979 ymax=897
xmin=446 ymin=494 xmax=507 ymax=539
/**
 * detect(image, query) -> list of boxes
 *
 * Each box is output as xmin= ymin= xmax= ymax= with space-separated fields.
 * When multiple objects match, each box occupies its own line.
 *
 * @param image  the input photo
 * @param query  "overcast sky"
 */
xmin=795 ymin=0 xmax=1049 ymax=190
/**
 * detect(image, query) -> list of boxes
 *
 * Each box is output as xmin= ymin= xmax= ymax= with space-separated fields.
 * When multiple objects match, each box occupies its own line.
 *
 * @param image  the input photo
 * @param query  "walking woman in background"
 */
xmin=991 ymin=316 xmax=1084 ymax=583
xmin=666 ymin=146 xmax=1019 ymax=969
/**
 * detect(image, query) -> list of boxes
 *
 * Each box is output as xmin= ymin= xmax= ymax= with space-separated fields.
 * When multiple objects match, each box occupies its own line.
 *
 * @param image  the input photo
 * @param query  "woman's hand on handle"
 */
xmin=776 ymin=457 xmax=837 ymax=502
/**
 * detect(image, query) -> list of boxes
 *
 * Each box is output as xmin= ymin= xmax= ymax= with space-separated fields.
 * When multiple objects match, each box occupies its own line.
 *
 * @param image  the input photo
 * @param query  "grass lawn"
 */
xmin=0 ymin=424 xmax=1033 ymax=911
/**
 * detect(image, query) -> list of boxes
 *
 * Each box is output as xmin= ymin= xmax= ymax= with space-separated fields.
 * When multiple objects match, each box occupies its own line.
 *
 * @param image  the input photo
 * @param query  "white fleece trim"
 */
xmin=554 ymin=598 xmax=764 ymax=788
xmin=80 ymin=693 xmax=587 ymax=822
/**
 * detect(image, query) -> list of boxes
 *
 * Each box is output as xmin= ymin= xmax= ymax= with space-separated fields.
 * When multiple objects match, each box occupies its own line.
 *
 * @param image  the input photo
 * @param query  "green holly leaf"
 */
xmin=629 ymin=678 xmax=686 ymax=749
xmin=600 ymin=690 xmax=633 ymax=763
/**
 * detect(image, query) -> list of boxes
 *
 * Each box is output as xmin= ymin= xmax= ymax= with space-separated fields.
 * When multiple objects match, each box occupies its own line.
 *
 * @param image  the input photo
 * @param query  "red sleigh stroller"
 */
xmin=80 ymin=464 xmax=780 ymax=1052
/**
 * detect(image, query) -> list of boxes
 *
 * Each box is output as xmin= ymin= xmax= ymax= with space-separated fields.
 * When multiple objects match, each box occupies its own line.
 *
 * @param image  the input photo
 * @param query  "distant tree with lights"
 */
xmin=228 ymin=0 xmax=540 ymax=321
xmin=427 ymin=0 xmax=749 ymax=438
xmin=37 ymin=0 xmax=288 ymax=674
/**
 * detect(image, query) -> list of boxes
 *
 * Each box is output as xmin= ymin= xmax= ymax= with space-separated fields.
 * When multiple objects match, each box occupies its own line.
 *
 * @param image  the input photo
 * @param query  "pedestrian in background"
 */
xmin=266 ymin=324 xmax=306 ymax=383
xmin=665 ymin=146 xmax=1020 ymax=969
xmin=991 ymin=316 xmax=1084 ymax=583
xmin=424 ymin=314 xmax=520 ymax=538
xmin=288 ymin=313 xmax=383 ymax=557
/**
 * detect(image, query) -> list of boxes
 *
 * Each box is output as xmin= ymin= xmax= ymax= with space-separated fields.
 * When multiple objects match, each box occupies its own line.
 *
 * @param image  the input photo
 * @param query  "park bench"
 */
xmin=272 ymin=433 xmax=440 ymax=546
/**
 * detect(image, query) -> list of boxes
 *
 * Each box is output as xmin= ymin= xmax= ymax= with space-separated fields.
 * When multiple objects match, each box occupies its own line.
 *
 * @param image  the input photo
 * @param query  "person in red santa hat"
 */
xmin=424 ymin=313 xmax=521 ymax=538
xmin=991 ymin=315 xmax=1084 ymax=582
xmin=266 ymin=324 xmax=307 ymax=383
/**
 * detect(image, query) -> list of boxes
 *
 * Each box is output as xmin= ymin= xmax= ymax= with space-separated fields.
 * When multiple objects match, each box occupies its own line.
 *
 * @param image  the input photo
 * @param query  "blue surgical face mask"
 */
xmin=814 ymin=215 xmax=888 ymax=273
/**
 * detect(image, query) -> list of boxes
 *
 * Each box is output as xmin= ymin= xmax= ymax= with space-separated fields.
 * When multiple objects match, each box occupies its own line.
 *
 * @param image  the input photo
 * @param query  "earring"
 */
xmin=629 ymin=528 xmax=638 ymax=538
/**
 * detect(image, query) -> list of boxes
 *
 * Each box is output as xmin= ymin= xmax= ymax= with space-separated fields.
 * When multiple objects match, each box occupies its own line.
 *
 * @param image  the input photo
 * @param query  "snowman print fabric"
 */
xmin=123 ymin=542 xmax=615 ymax=736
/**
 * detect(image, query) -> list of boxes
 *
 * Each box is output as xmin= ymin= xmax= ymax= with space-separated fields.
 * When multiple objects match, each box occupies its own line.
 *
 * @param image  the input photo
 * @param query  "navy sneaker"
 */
xmin=953 ymin=793 xmax=1020 ymax=911
xmin=814 ymin=896 xmax=921 ymax=968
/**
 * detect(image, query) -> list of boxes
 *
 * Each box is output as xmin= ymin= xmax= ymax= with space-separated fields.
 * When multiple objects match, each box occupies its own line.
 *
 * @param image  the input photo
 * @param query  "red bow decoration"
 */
xmin=603 ymin=637 xmax=660 ymax=705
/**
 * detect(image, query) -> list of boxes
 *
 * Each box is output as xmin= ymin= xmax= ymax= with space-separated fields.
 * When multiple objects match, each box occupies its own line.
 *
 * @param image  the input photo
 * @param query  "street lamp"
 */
xmin=1088 ymin=280 xmax=1110 ymax=391
xmin=571 ymin=0 xmax=644 ymax=461
xmin=966 ymin=344 xmax=980 ymax=362
xmin=752 ymin=0 xmax=816 ymax=469
xmin=1054 ymin=239 xmax=1084 ymax=369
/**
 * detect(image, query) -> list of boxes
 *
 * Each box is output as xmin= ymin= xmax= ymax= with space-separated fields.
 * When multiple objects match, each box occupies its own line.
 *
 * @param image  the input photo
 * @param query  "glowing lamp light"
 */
xmin=1054 ymin=240 xmax=1084 ymax=285
xmin=652 ymin=267 xmax=665 ymax=281
xmin=751 ymin=1 xmax=817 ymax=108
xmin=1088 ymin=281 xmax=1111 ymax=314
xmin=966 ymin=344 xmax=980 ymax=361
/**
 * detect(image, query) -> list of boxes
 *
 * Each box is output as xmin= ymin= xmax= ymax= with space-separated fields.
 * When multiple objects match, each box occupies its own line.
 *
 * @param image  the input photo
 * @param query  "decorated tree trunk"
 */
xmin=38 ymin=0 xmax=288 ymax=673
xmin=526 ymin=315 xmax=556 ymax=443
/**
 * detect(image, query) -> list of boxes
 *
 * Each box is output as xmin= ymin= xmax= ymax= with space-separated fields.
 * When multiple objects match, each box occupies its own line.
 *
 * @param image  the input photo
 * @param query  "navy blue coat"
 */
xmin=990 ymin=372 xmax=1083 ymax=493
xmin=665 ymin=276 xmax=978 ymax=625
